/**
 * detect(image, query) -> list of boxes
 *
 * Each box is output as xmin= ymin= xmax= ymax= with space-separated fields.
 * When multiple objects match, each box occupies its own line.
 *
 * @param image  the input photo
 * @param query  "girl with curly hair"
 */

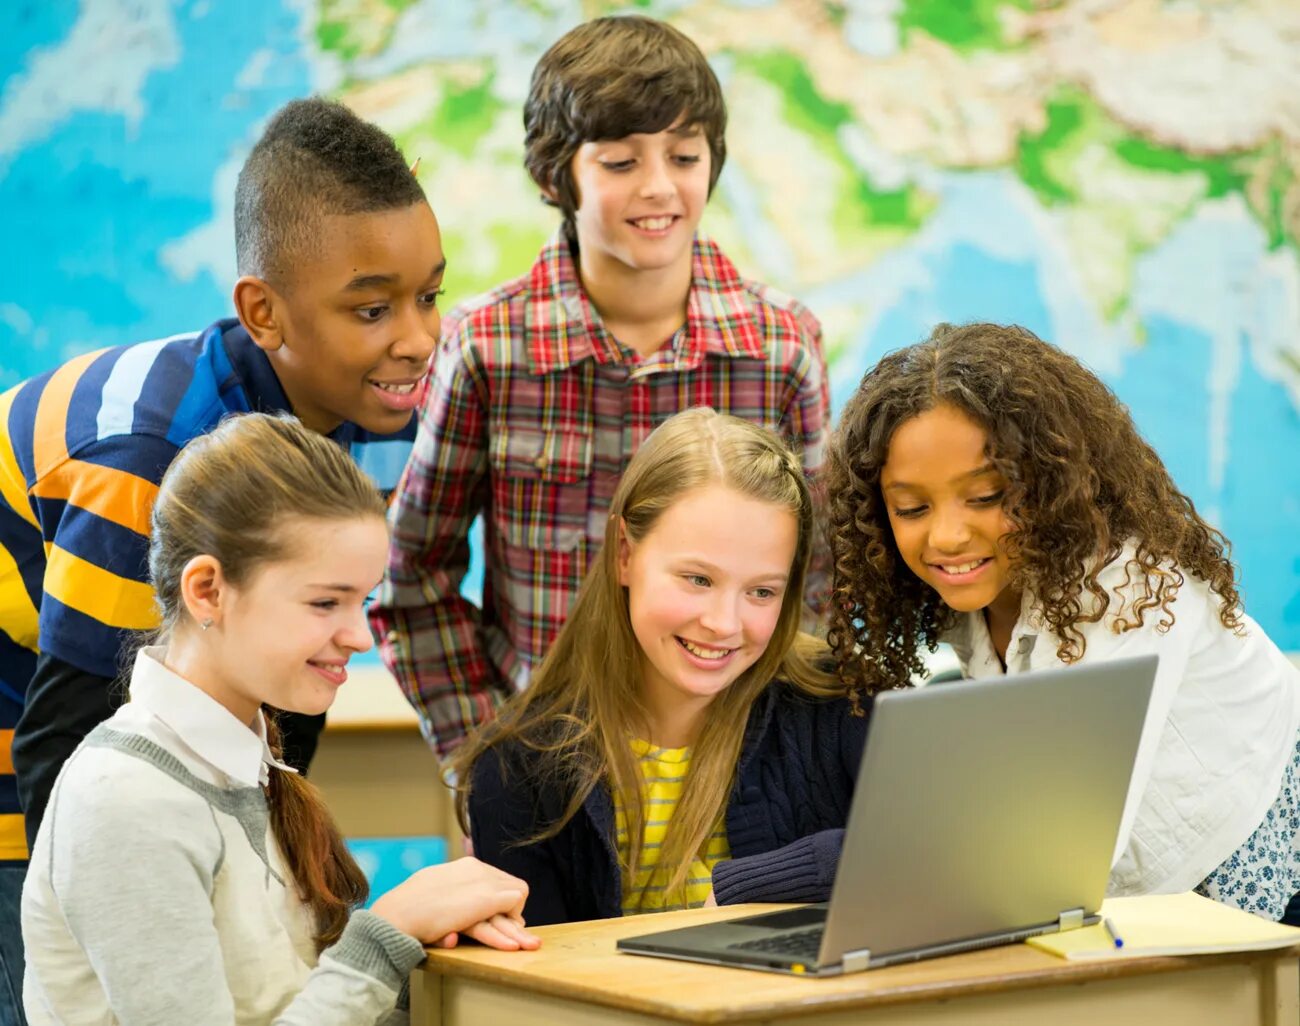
xmin=452 ymin=408 xmax=866 ymax=924
xmin=824 ymin=322 xmax=1300 ymax=921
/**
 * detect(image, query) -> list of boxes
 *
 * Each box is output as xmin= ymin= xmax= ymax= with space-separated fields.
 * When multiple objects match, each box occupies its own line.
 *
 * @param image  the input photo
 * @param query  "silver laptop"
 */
xmin=618 ymin=654 xmax=1157 ymax=975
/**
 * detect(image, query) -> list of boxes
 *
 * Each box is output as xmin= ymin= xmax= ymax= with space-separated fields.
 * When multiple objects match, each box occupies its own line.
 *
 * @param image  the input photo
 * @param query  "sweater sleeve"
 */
xmin=711 ymin=829 xmax=846 ymax=905
xmin=275 ymin=911 xmax=425 ymax=1025
xmin=712 ymin=692 xmax=870 ymax=905
xmin=35 ymin=750 xmax=423 ymax=1026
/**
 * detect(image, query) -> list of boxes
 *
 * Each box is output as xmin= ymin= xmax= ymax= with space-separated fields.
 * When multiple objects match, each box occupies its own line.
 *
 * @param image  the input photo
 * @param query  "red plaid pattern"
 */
xmin=369 ymin=232 xmax=830 ymax=757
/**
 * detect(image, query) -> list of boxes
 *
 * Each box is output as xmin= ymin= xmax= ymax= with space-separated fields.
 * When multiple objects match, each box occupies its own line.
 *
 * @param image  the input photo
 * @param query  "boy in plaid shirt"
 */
xmin=370 ymin=15 xmax=829 ymax=759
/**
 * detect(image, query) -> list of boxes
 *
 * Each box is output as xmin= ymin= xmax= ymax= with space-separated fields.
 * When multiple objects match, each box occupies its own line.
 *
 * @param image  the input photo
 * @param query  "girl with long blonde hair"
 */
xmin=453 ymin=408 xmax=867 ymax=924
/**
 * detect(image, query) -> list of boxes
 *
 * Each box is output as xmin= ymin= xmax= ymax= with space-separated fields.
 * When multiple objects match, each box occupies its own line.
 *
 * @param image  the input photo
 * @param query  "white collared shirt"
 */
xmin=943 ymin=550 xmax=1300 ymax=896
xmin=123 ymin=646 xmax=298 ymax=788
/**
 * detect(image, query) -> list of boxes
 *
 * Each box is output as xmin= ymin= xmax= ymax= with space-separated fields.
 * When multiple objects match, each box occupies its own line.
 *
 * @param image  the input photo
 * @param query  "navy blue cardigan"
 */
xmin=469 ymin=682 xmax=870 ymax=926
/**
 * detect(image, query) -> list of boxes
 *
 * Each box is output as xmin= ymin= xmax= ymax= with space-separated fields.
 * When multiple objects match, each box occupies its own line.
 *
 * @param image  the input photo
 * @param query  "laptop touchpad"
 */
xmin=734 ymin=907 xmax=828 ymax=930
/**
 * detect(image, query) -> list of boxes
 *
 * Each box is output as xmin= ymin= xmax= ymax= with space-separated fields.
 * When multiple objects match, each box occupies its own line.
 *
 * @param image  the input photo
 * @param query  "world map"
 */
xmin=3 ymin=0 xmax=1298 ymax=646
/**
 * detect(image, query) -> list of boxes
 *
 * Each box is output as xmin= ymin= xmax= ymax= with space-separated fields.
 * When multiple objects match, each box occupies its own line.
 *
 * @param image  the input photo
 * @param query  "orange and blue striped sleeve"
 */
xmin=0 ymin=381 xmax=42 ymax=859
xmin=6 ymin=352 xmax=178 ymax=679
xmin=1 ymin=355 xmax=182 ymax=857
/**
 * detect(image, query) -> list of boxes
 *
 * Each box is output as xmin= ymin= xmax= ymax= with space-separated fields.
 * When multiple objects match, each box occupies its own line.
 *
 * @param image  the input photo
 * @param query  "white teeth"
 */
xmin=374 ymin=381 xmax=416 ymax=394
xmin=680 ymin=639 xmax=730 ymax=660
xmin=941 ymin=560 xmax=986 ymax=575
xmin=633 ymin=216 xmax=674 ymax=230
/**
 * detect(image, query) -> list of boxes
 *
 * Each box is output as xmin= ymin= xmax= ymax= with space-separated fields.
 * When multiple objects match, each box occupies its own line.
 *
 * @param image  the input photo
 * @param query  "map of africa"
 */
xmin=2 ymin=0 xmax=1298 ymax=645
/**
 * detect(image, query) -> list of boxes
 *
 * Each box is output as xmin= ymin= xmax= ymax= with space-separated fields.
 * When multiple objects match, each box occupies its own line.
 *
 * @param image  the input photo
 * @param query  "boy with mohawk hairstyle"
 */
xmin=371 ymin=15 xmax=829 ymax=761
xmin=0 ymin=97 xmax=446 ymax=1023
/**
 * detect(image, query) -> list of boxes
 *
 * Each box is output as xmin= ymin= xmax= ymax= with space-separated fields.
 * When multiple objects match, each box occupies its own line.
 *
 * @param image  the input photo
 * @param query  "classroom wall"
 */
xmin=4 ymin=1 xmax=1298 ymax=656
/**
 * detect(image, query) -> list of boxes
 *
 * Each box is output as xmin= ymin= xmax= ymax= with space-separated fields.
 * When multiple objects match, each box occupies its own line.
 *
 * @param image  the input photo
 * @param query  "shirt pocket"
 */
xmin=489 ymin=427 xmax=594 ymax=552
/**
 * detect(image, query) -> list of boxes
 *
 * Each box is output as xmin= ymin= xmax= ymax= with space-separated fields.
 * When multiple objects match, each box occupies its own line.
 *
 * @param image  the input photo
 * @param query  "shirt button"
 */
xmin=386 ymin=630 xmax=399 ymax=643
xmin=534 ymin=454 xmax=547 ymax=470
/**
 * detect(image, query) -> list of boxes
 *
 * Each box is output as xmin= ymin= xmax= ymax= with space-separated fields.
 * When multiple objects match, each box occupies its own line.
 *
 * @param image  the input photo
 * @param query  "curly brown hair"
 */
xmin=824 ymin=322 xmax=1242 ymax=702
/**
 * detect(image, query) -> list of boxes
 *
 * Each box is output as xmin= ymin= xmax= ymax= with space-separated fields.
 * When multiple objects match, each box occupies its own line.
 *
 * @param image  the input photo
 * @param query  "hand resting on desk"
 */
xmin=370 ymin=856 xmax=542 ymax=951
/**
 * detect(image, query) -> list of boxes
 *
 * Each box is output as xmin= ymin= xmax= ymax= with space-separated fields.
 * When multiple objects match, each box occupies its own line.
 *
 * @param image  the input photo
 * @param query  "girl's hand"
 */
xmin=436 ymin=913 xmax=542 ymax=951
xmin=370 ymin=857 xmax=540 ymax=950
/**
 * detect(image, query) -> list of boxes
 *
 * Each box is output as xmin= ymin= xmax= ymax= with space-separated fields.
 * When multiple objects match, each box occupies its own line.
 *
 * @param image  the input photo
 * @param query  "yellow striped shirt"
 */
xmin=614 ymin=739 xmax=730 ymax=914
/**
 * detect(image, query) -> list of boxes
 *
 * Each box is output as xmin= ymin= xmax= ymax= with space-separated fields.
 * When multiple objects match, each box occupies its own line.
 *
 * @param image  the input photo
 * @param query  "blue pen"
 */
xmin=1101 ymin=917 xmax=1124 ymax=949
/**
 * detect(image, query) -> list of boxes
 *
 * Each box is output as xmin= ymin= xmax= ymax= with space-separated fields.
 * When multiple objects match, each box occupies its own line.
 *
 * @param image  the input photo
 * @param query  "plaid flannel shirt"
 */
xmin=369 ymin=232 xmax=830 ymax=758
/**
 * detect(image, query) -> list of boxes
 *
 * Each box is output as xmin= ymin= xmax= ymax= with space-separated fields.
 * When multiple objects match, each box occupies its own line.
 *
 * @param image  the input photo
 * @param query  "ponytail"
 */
xmin=264 ymin=714 xmax=369 ymax=951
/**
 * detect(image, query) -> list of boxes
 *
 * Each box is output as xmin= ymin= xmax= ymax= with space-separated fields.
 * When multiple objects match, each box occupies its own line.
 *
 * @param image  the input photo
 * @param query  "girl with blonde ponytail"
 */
xmin=454 ymin=408 xmax=869 ymax=925
xmin=21 ymin=413 xmax=537 ymax=1026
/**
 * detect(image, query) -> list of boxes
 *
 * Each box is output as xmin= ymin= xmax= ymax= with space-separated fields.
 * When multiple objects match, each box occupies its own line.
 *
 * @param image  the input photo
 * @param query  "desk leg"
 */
xmin=1262 ymin=958 xmax=1300 ymax=1026
xmin=408 ymin=965 xmax=442 ymax=1026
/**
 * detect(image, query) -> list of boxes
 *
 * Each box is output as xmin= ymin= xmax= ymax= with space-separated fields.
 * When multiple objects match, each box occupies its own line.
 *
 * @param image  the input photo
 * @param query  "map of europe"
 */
xmin=3 ymin=0 xmax=1298 ymax=645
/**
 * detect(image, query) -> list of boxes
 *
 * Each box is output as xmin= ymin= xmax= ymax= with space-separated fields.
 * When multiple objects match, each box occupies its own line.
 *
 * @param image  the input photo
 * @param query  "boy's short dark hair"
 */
xmin=524 ymin=15 xmax=727 ymax=236
xmin=234 ymin=97 xmax=426 ymax=287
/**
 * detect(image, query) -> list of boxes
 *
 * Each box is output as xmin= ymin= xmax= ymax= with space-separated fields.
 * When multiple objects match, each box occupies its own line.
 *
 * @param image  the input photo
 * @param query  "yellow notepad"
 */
xmin=1027 ymin=892 xmax=1300 ymax=960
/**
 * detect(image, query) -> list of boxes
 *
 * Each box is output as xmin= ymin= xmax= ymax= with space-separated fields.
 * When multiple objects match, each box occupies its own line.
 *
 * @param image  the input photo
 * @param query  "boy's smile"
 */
xmin=250 ymin=201 xmax=445 ymax=436
xmin=628 ymin=215 xmax=679 ymax=235
xmin=368 ymin=374 xmax=425 ymax=412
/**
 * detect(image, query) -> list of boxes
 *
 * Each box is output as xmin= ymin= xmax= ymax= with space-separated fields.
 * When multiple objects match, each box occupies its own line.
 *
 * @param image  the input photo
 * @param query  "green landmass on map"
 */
xmin=737 ymin=50 xmax=937 ymax=243
xmin=1019 ymin=87 xmax=1297 ymax=254
xmin=897 ymin=0 xmax=1033 ymax=52
xmin=316 ymin=0 xmax=416 ymax=61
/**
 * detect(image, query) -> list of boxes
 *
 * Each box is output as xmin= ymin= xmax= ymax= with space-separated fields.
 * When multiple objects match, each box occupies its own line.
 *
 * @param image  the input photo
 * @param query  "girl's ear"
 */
xmin=179 ymin=554 xmax=227 ymax=630
xmin=616 ymin=518 xmax=633 ymax=586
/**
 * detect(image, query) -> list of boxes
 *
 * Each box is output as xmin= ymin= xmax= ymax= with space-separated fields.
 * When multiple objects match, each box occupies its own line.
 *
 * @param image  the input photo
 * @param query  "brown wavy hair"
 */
xmin=524 ymin=15 xmax=727 ymax=244
xmin=451 ymin=408 xmax=838 ymax=910
xmin=824 ymin=322 xmax=1242 ymax=702
xmin=149 ymin=413 xmax=386 ymax=950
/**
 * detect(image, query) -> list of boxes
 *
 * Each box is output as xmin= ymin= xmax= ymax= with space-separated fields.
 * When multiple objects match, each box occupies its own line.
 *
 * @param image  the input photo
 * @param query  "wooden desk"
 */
xmin=411 ymin=904 xmax=1300 ymax=1026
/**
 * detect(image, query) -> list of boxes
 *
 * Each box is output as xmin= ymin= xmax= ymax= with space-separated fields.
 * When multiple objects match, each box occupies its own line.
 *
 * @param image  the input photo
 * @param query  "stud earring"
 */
xmin=201 ymin=618 xmax=214 ymax=631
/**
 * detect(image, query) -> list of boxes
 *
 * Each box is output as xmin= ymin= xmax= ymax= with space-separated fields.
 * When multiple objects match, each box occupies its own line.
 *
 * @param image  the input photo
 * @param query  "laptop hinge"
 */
xmin=841 ymin=947 xmax=871 ymax=972
xmin=1057 ymin=907 xmax=1085 ymax=931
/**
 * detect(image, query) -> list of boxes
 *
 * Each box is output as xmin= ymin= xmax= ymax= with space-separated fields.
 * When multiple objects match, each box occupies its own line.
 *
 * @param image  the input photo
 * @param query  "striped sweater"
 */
xmin=0 ymin=319 xmax=414 ymax=860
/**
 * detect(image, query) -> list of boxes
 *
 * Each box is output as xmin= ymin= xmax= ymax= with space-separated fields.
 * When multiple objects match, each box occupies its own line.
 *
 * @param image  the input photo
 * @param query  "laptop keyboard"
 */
xmin=728 ymin=927 xmax=824 ymax=960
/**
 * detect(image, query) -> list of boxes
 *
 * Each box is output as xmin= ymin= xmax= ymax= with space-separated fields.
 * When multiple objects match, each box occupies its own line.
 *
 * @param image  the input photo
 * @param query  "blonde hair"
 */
xmin=454 ymin=408 xmax=837 ymax=907
xmin=149 ymin=412 xmax=387 ymax=950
